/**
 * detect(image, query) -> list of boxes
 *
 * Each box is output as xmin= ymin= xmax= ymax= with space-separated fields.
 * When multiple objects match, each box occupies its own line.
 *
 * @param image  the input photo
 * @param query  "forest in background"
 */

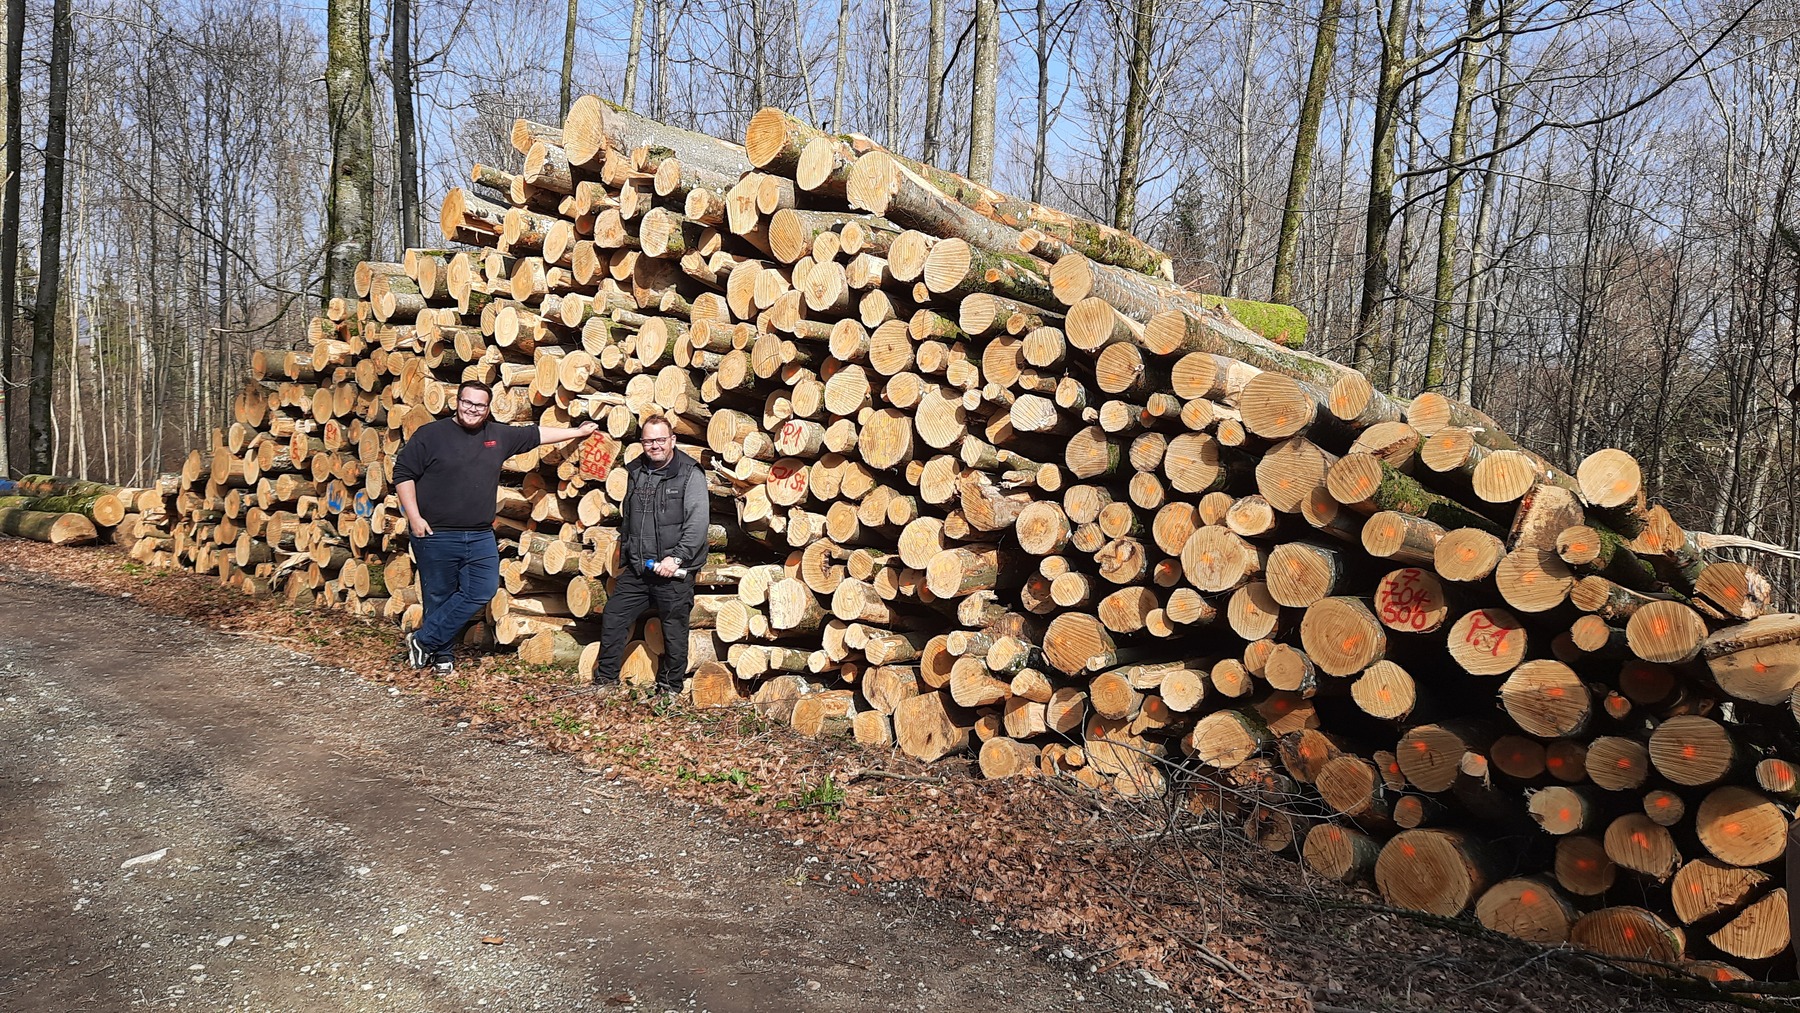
xmin=2 ymin=0 xmax=1797 ymax=583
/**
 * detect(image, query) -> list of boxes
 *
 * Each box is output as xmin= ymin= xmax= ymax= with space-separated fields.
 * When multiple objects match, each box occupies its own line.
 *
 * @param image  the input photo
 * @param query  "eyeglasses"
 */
xmin=457 ymin=399 xmax=490 ymax=410
xmin=640 ymin=436 xmax=671 ymax=445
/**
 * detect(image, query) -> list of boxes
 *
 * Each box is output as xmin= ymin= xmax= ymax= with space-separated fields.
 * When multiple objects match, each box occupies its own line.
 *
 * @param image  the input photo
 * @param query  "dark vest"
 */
xmin=622 ymin=451 xmax=699 ymax=569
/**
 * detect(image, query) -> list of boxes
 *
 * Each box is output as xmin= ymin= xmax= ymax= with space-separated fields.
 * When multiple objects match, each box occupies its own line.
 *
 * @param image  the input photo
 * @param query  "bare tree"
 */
xmin=393 ymin=0 xmax=420 ymax=251
xmin=625 ymin=0 xmax=646 ymax=110
xmin=1112 ymin=0 xmax=1155 ymax=230
xmin=1350 ymin=0 xmax=1412 ymax=376
xmin=922 ymin=0 xmax=946 ymax=163
xmin=560 ymin=0 xmax=577 ymax=116
xmin=1270 ymin=0 xmax=1343 ymax=306
xmin=27 ymin=0 xmax=73 ymax=472
xmin=326 ymin=0 xmax=374 ymax=300
xmin=968 ymin=0 xmax=999 ymax=184
xmin=1 ymin=0 xmax=21 ymax=474
xmin=1422 ymin=0 xmax=1486 ymax=392
xmin=831 ymin=0 xmax=848 ymax=128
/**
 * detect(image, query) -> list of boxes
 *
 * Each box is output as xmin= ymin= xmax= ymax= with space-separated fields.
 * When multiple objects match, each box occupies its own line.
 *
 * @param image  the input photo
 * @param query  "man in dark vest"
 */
xmin=591 ymin=413 xmax=709 ymax=693
xmin=392 ymin=380 xmax=597 ymax=675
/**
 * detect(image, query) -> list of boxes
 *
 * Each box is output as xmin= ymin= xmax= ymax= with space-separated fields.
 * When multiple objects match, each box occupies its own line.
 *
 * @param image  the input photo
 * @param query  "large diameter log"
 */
xmin=1707 ymin=889 xmax=1789 ymax=962
xmin=1670 ymin=858 xmax=1771 ymax=926
xmin=1624 ymin=600 xmax=1709 ymax=664
xmin=1647 ymin=716 xmax=1740 ymax=787
xmin=1374 ymin=829 xmax=1498 ymax=917
xmin=1298 ymin=597 xmax=1385 ymax=677
xmin=1569 ymin=907 xmax=1686 ymax=973
xmin=893 ymin=691 xmax=971 ymax=762
xmin=1475 ymin=877 xmax=1578 ymax=944
xmin=1499 ymin=661 xmax=1591 ymax=738
xmin=1696 ymin=786 xmax=1787 ymax=867
xmin=1701 ymin=613 xmax=1800 ymax=705
xmin=1042 ymin=612 xmax=1116 ymax=676
xmin=0 ymin=507 xmax=99 ymax=545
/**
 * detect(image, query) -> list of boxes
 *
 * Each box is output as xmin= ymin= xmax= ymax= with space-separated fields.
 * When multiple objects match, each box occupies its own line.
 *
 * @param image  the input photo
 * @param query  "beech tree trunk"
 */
xmin=326 ymin=0 xmax=374 ymax=301
xmin=28 ymin=0 xmax=73 ymax=473
xmin=0 ymin=0 xmax=21 ymax=475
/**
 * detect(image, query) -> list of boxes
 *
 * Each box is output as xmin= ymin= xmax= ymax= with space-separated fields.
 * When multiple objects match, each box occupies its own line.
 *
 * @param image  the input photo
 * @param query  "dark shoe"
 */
xmin=405 ymin=633 xmax=430 ymax=668
xmin=432 ymin=659 xmax=454 ymax=677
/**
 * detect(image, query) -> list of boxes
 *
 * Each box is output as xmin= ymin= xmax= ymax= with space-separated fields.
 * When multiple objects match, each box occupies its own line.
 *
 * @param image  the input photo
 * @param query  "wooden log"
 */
xmin=1374 ymin=829 xmax=1498 ymax=917
xmin=1701 ymin=613 xmax=1800 ymax=705
xmin=0 ymin=507 xmax=99 ymax=545
xmin=1302 ymin=823 xmax=1382 ymax=883
xmin=1475 ymin=877 xmax=1578 ymax=944
xmin=1298 ymin=597 xmax=1385 ymax=677
xmin=1569 ymin=907 xmax=1686 ymax=972
xmin=1695 ymin=786 xmax=1787 ymax=867
xmin=893 ymin=691 xmax=971 ymax=762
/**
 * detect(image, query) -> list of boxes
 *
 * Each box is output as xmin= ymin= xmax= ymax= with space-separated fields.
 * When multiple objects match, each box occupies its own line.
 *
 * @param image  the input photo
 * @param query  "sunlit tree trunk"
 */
xmin=1422 ymin=0 xmax=1484 ymax=392
xmin=922 ymin=0 xmax=946 ymax=163
xmin=1457 ymin=16 xmax=1513 ymax=402
xmin=624 ymin=0 xmax=646 ymax=111
xmin=1113 ymin=0 xmax=1156 ymax=230
xmin=325 ymin=0 xmax=373 ymax=301
xmin=560 ymin=0 xmax=577 ymax=118
xmin=1351 ymin=0 xmax=1412 ymax=377
xmin=1270 ymin=0 xmax=1342 ymax=306
xmin=967 ymin=0 xmax=998 ymax=184
xmin=887 ymin=0 xmax=903 ymax=149
xmin=831 ymin=0 xmax=848 ymax=129
xmin=1223 ymin=0 xmax=1261 ymax=297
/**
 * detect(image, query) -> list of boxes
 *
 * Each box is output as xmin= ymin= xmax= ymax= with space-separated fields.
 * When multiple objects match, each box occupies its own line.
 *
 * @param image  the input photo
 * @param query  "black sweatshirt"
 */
xmin=391 ymin=418 xmax=540 ymax=530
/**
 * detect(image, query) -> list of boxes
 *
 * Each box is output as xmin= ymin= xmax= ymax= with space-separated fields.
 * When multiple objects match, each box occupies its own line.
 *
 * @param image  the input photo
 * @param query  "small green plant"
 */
xmin=780 ymin=774 xmax=845 ymax=817
xmin=547 ymin=709 xmax=590 ymax=735
xmin=680 ymin=767 xmax=756 ymax=790
xmin=736 ymin=710 xmax=771 ymax=736
xmin=121 ymin=561 xmax=146 ymax=576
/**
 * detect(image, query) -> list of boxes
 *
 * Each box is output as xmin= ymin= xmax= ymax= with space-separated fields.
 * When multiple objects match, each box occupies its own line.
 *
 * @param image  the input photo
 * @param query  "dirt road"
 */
xmin=0 ymin=564 xmax=1175 ymax=1012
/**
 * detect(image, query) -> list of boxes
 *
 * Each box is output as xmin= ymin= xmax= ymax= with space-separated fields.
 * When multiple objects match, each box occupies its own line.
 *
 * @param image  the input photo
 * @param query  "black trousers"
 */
xmin=593 ymin=568 xmax=694 ymax=688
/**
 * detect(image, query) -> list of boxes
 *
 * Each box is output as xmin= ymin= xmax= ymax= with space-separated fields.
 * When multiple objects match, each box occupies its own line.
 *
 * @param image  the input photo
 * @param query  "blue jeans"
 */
xmin=411 ymin=529 xmax=499 ymax=659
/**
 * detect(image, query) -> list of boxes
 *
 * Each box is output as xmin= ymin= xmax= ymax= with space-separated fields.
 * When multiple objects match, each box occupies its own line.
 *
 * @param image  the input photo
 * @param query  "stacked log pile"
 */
xmin=95 ymin=96 xmax=1800 ymax=981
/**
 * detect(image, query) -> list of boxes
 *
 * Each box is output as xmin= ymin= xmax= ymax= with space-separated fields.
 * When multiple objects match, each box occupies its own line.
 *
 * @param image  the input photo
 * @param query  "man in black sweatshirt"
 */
xmin=391 ymin=380 xmax=596 ymax=674
xmin=590 ymin=413 xmax=709 ymax=693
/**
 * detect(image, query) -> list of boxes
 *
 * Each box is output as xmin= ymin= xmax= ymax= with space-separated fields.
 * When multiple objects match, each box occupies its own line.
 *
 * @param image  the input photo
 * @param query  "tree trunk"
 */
xmin=887 ymin=0 xmax=903 ymax=149
xmin=923 ymin=0 xmax=947 ymax=165
xmin=1031 ymin=0 xmax=1051 ymax=203
xmin=326 ymin=0 xmax=374 ymax=301
xmin=1222 ymin=0 xmax=1260 ymax=297
xmin=0 ymin=0 xmax=21 ymax=476
xmin=1422 ymin=0 xmax=1484 ymax=392
xmin=1456 ymin=13 xmax=1512 ymax=402
xmin=968 ymin=0 xmax=998 ymax=184
xmin=27 ymin=0 xmax=73 ymax=473
xmin=832 ymin=0 xmax=848 ymax=130
xmin=1112 ymin=0 xmax=1156 ymax=231
xmin=624 ymin=0 xmax=646 ymax=112
xmin=392 ymin=0 xmax=420 ymax=252
xmin=1351 ymin=0 xmax=1412 ymax=375
xmin=560 ymin=0 xmax=578 ymax=121
xmin=1270 ymin=0 xmax=1342 ymax=306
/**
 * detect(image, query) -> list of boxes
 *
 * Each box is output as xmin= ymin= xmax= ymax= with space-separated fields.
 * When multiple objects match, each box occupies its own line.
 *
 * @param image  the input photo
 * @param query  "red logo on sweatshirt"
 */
xmin=484 ymin=440 xmax=497 ymax=447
